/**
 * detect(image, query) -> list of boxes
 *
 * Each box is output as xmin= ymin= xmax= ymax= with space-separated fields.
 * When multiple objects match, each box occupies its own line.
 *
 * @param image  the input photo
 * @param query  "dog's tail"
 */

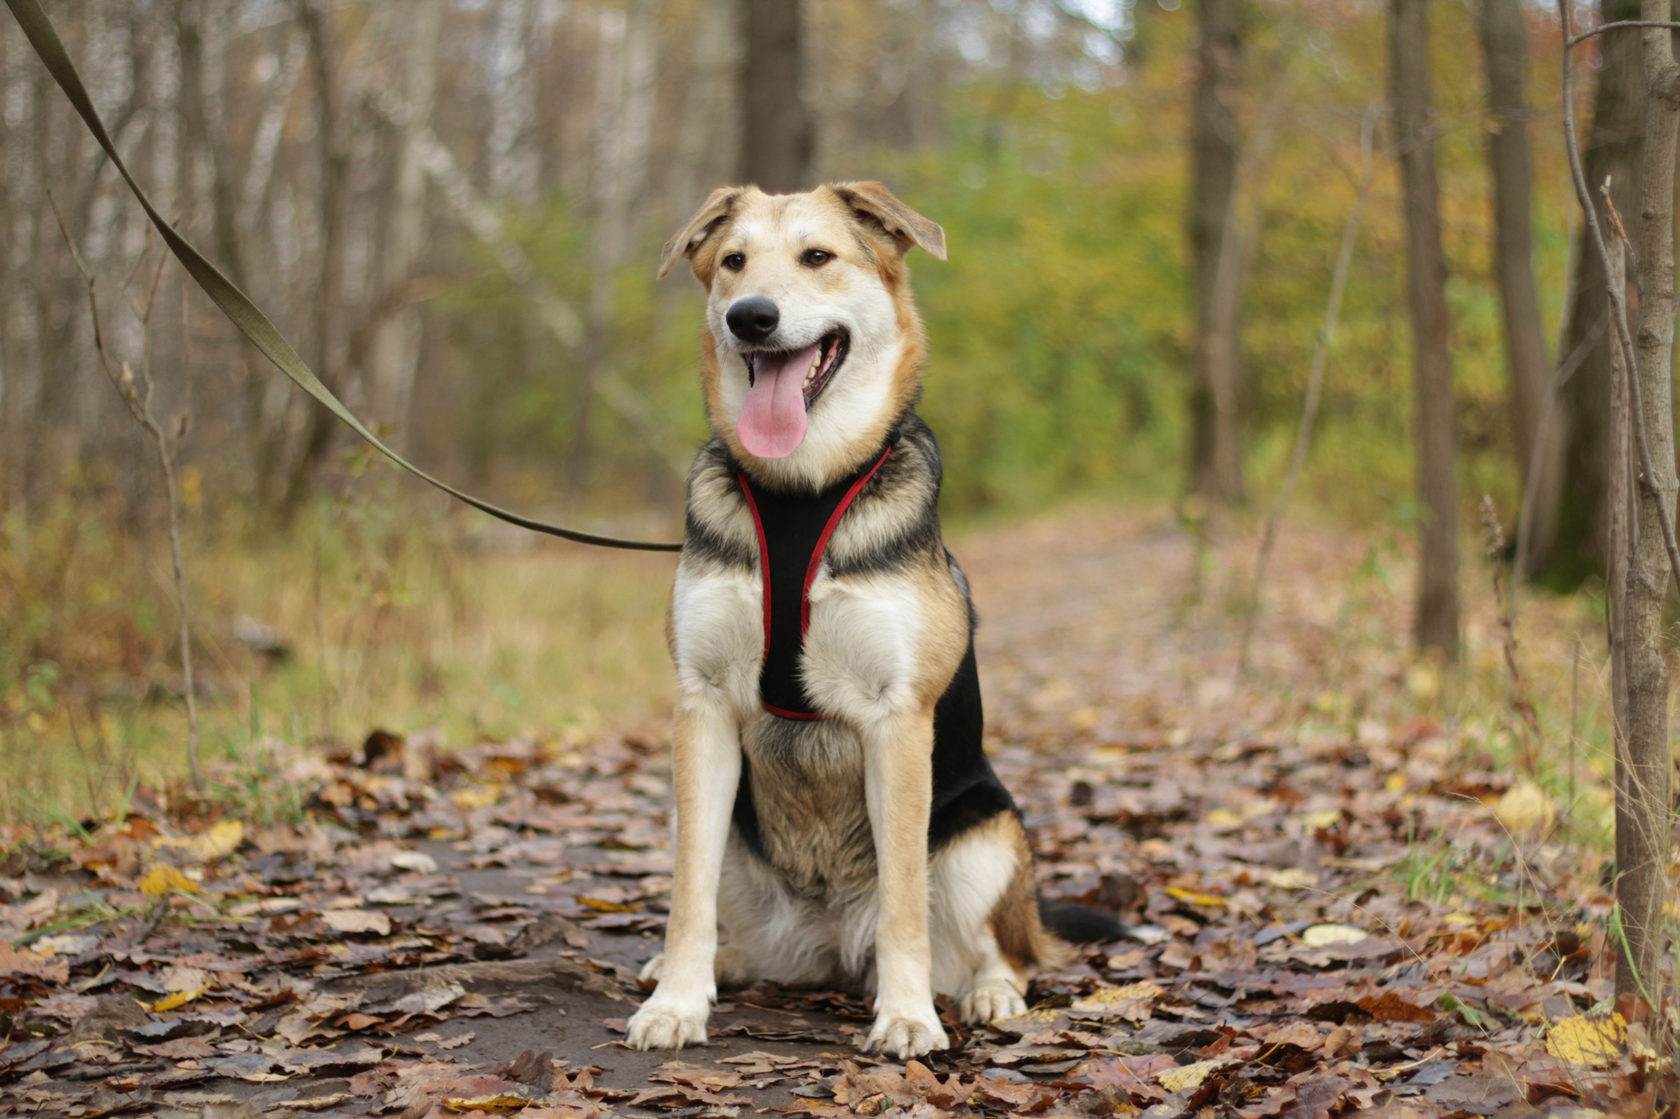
xmin=1037 ymin=896 xmax=1129 ymax=944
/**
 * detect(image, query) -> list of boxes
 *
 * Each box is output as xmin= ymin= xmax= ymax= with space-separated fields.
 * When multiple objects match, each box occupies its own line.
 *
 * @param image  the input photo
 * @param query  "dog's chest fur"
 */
xmin=672 ymin=417 xmax=950 ymax=896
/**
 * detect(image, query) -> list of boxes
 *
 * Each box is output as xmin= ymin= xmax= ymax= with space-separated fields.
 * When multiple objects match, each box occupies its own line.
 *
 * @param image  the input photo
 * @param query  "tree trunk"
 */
xmin=1615 ymin=0 xmax=1679 ymax=1004
xmin=366 ymin=0 xmax=441 ymax=428
xmin=737 ymin=0 xmax=814 ymax=192
xmin=1478 ymin=0 xmax=1560 ymax=577
xmin=1390 ymin=0 xmax=1459 ymax=661
xmin=175 ymin=0 xmax=246 ymax=291
xmin=1547 ymin=0 xmax=1646 ymax=589
xmin=1187 ymin=0 xmax=1245 ymax=505
xmin=569 ymin=1 xmax=657 ymax=487
xmin=279 ymin=0 xmax=351 ymax=522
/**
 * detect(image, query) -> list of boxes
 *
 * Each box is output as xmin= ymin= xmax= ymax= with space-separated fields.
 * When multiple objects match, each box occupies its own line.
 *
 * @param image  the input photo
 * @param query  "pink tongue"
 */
xmin=736 ymin=344 xmax=816 ymax=459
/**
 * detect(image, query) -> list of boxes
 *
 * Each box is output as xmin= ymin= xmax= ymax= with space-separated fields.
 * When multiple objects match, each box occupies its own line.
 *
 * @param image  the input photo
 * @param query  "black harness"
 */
xmin=735 ymin=445 xmax=893 ymax=719
xmin=730 ymin=430 xmax=1019 ymax=858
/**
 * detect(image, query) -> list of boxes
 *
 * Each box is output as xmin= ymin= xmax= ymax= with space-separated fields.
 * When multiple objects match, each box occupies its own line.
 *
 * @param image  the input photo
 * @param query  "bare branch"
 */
xmin=48 ymin=192 xmax=204 ymax=792
xmin=1239 ymin=106 xmax=1380 ymax=676
xmin=1568 ymin=19 xmax=1680 ymax=48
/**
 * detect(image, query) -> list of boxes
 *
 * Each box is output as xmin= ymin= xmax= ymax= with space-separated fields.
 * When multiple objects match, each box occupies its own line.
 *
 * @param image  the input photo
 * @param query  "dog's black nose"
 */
xmin=726 ymin=297 xmax=779 ymax=344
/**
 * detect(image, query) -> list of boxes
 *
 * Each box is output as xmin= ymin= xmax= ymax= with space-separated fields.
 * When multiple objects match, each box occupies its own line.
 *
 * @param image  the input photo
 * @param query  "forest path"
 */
xmin=0 ymin=505 xmax=1646 ymax=1117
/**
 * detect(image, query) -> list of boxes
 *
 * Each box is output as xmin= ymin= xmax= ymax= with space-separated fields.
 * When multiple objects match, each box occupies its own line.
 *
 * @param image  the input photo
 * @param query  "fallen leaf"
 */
xmin=1157 ymin=1057 xmax=1238 ymax=1093
xmin=319 ymin=909 xmax=392 ymax=935
xmin=451 ymin=786 xmax=504 ymax=810
xmin=139 ymin=864 xmax=200 ymax=896
xmin=1165 ymin=884 xmax=1228 ymax=908
xmin=443 ymin=1090 xmax=545 ymax=1111
xmin=1300 ymin=923 xmax=1366 ymax=947
xmin=1267 ymin=867 xmax=1318 ymax=889
xmin=1544 ymin=1013 xmax=1627 ymax=1066
xmin=391 ymin=850 xmax=439 ymax=873
xmin=1492 ymin=780 xmax=1554 ymax=835
xmin=160 ymin=818 xmax=245 ymax=862
xmin=151 ymin=985 xmax=208 ymax=1012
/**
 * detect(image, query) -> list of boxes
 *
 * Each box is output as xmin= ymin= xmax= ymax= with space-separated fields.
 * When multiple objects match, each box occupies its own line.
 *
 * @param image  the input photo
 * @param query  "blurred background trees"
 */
xmin=0 ymin=1 xmax=1649 ymax=670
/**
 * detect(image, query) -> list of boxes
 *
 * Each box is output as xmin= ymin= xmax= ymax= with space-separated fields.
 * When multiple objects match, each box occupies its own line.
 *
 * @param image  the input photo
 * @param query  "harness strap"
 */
xmin=736 ymin=446 xmax=893 ymax=720
xmin=6 ymin=0 xmax=682 ymax=553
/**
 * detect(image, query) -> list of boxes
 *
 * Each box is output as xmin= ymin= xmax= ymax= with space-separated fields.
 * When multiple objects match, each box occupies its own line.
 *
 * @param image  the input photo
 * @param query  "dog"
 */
xmin=625 ymin=182 xmax=1123 ymax=1060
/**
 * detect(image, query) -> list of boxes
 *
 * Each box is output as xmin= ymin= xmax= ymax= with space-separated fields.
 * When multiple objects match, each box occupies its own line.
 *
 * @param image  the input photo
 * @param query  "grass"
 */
xmin=0 ymin=472 xmax=678 ymax=828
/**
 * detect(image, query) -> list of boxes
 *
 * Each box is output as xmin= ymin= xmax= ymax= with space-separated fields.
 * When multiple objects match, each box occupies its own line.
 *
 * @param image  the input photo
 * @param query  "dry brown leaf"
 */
xmin=320 ymin=909 xmax=392 ymax=935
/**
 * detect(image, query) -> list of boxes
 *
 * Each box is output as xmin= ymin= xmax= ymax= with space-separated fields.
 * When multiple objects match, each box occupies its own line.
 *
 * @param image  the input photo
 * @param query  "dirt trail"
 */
xmin=0 ymin=506 xmax=1653 ymax=1117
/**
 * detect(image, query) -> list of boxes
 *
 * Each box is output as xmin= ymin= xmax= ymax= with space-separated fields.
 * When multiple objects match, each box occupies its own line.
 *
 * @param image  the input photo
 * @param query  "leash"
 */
xmin=6 ymin=0 xmax=684 ymax=554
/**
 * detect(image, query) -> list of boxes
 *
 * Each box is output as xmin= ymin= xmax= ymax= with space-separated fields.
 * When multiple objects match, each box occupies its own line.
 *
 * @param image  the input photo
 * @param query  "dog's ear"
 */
xmin=659 ymin=187 xmax=745 ymax=278
xmin=829 ymin=182 xmax=946 ymax=261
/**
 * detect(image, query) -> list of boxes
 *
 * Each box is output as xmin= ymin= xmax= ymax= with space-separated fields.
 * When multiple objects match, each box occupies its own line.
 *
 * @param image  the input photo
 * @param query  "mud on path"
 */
xmin=0 ymin=506 xmax=1658 ymax=1117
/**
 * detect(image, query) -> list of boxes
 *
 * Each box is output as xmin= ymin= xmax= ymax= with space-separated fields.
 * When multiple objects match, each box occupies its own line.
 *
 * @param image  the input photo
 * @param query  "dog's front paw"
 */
xmin=626 ymin=996 xmax=710 ymax=1050
xmin=959 ymin=980 xmax=1026 ymax=1024
xmin=862 ymin=1008 xmax=949 ymax=1060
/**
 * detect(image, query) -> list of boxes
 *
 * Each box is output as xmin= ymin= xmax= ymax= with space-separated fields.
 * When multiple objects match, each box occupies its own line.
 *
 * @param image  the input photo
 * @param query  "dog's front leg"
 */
xmin=626 ymin=697 xmax=740 ymax=1050
xmin=861 ymin=706 xmax=949 ymax=1059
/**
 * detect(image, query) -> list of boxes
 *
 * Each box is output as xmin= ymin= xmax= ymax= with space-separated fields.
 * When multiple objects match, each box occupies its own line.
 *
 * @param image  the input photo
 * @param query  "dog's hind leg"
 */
xmin=626 ymin=699 xmax=741 ymax=1050
xmin=928 ymin=813 xmax=1048 ymax=1024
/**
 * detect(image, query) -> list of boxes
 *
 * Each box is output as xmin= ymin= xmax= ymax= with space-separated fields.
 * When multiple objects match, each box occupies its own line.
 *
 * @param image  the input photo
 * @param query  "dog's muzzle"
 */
xmin=726 ymin=296 xmax=780 ymax=344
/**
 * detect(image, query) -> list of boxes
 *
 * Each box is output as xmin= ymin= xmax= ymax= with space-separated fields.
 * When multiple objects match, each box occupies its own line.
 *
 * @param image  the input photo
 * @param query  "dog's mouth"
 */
xmin=743 ymin=330 xmax=849 ymax=407
xmin=735 ymin=330 xmax=849 ymax=459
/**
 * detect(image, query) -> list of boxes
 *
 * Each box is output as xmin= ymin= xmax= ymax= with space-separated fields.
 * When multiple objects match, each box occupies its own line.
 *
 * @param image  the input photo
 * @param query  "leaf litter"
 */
xmin=0 ymin=508 xmax=1670 ymax=1116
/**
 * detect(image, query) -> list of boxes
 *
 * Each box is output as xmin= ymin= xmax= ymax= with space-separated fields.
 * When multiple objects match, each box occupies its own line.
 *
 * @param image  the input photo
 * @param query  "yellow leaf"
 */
xmin=153 ymin=819 xmax=245 ymax=862
xmin=1157 ymin=1057 xmax=1237 ymax=1093
xmin=1405 ymin=661 xmax=1440 ymax=700
xmin=450 ymin=785 xmax=502 ymax=810
xmin=1203 ymin=808 xmax=1242 ymax=829
xmin=1267 ymin=868 xmax=1318 ymax=890
xmin=139 ymin=865 xmax=200 ymax=896
xmin=1545 ymin=1013 xmax=1627 ymax=1066
xmin=1300 ymin=923 xmax=1367 ymax=947
xmin=152 ymin=985 xmax=208 ymax=1013
xmin=1493 ymin=781 xmax=1554 ymax=836
xmin=992 ymin=1005 xmax=1061 ymax=1033
xmin=444 ymin=1091 xmax=541 ymax=1111
xmin=1384 ymin=773 xmax=1407 ymax=793
xmin=1300 ymin=809 xmax=1341 ymax=831
xmin=1072 ymin=981 xmax=1165 ymax=1013
xmin=1165 ymin=884 xmax=1228 ymax=908
xmin=578 ymin=896 xmax=634 ymax=913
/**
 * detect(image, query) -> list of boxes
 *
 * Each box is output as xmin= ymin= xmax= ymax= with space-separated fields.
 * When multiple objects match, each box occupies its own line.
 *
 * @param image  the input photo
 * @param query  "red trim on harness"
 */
xmin=736 ymin=477 xmax=773 ymax=660
xmin=801 ymin=447 xmax=893 ymax=635
xmin=761 ymin=700 xmax=824 ymax=721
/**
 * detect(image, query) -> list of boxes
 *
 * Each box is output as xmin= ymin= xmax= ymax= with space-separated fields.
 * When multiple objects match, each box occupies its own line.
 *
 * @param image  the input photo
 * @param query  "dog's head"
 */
xmin=660 ymin=182 xmax=945 ymax=490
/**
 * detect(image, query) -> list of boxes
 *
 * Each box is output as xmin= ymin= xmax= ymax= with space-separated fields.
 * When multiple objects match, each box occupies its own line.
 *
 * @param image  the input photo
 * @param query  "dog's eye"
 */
xmin=801 ymin=249 xmax=834 ymax=268
xmin=721 ymin=252 xmax=746 ymax=272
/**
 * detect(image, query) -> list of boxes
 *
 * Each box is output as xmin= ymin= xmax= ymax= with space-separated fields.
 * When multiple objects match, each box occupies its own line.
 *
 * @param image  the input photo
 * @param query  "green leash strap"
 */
xmin=7 ymin=0 xmax=684 ymax=553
